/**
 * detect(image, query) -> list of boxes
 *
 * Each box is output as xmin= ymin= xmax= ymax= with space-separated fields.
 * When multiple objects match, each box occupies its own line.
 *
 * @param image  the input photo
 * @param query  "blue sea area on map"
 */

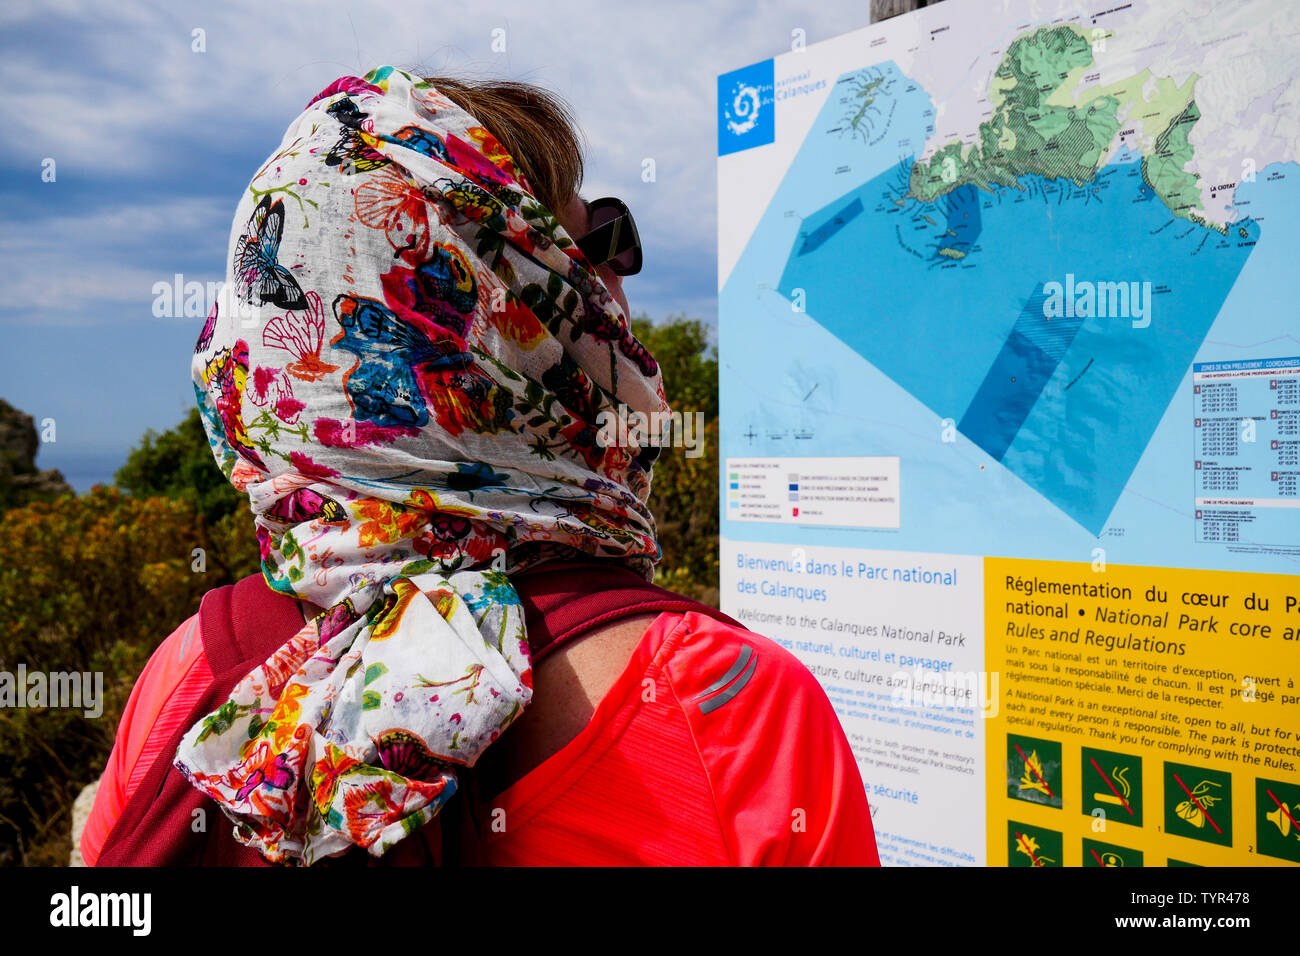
xmin=719 ymin=57 xmax=1299 ymax=571
xmin=940 ymin=184 xmax=982 ymax=257
xmin=777 ymin=159 xmax=1256 ymax=534
xmin=798 ymin=197 xmax=864 ymax=255
xmin=958 ymin=287 xmax=1085 ymax=462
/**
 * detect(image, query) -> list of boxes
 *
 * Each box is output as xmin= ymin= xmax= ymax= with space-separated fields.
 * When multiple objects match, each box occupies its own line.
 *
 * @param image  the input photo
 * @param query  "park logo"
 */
xmin=718 ymin=59 xmax=775 ymax=156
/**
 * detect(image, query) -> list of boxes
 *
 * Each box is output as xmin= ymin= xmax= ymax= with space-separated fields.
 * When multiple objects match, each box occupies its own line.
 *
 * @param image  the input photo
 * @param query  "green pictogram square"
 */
xmin=1006 ymin=733 xmax=1062 ymax=808
xmin=1164 ymin=761 xmax=1232 ymax=847
xmin=1008 ymin=821 xmax=1061 ymax=868
xmin=1081 ymin=746 xmax=1142 ymax=827
xmin=1255 ymin=777 xmax=1300 ymax=864
xmin=1082 ymin=837 xmax=1143 ymax=868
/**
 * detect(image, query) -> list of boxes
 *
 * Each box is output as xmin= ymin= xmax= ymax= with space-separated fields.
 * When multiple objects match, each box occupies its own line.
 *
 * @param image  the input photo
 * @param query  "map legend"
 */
xmin=725 ymin=456 xmax=899 ymax=528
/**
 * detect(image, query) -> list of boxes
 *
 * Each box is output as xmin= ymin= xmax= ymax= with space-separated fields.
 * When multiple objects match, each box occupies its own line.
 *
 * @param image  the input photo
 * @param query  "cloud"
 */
xmin=0 ymin=195 xmax=230 ymax=321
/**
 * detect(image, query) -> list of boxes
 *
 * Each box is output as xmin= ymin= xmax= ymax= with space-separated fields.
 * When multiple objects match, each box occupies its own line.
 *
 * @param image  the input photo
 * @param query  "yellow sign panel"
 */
xmin=986 ymin=557 xmax=1300 ymax=866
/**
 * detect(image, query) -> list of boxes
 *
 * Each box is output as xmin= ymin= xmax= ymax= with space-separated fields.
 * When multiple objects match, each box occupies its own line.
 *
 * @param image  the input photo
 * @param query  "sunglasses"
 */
xmin=574 ymin=197 xmax=642 ymax=276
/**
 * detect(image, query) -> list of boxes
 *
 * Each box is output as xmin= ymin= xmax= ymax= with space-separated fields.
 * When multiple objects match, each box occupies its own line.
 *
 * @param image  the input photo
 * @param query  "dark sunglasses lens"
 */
xmin=588 ymin=202 xmax=639 ymax=274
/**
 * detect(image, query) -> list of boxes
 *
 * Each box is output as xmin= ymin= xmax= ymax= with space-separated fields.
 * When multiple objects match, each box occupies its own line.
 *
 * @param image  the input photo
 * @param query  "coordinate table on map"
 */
xmin=1194 ymin=358 xmax=1300 ymax=547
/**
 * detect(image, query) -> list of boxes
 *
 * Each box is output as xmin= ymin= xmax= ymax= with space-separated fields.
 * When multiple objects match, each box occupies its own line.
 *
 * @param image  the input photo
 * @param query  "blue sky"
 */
xmin=0 ymin=0 xmax=879 ymax=490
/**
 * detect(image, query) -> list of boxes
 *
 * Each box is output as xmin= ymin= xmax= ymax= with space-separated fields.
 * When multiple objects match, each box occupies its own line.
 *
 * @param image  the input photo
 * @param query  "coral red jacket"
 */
xmin=85 ymin=571 xmax=878 ymax=866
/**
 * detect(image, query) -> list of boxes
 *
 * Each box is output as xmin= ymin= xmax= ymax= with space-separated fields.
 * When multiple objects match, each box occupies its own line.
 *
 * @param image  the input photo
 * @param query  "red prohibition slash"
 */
xmin=1090 ymin=847 xmax=1107 ymax=867
xmin=1014 ymin=830 xmax=1040 ymax=866
xmin=1266 ymin=789 xmax=1299 ymax=832
xmin=1089 ymin=757 xmax=1135 ymax=816
xmin=1014 ymin=742 xmax=1055 ymax=798
xmin=1172 ymin=772 xmax=1222 ymax=835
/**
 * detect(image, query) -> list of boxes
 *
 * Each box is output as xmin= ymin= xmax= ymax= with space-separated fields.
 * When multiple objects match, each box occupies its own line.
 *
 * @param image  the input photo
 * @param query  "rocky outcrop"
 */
xmin=68 ymin=779 xmax=100 ymax=867
xmin=0 ymin=397 xmax=73 ymax=508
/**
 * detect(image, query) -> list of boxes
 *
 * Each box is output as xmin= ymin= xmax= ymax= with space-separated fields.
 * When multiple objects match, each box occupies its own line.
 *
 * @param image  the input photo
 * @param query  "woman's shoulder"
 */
xmin=649 ymin=609 xmax=834 ymax=716
xmin=642 ymin=608 xmax=856 ymax=786
xmin=487 ymin=608 xmax=877 ymax=865
xmin=649 ymin=610 xmax=878 ymax=865
xmin=113 ymin=612 xmax=210 ymax=759
xmin=82 ymin=611 xmax=210 ymax=866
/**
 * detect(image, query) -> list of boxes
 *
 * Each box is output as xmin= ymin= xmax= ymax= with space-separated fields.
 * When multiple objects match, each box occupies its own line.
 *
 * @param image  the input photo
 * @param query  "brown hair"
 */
xmin=420 ymin=75 xmax=585 ymax=214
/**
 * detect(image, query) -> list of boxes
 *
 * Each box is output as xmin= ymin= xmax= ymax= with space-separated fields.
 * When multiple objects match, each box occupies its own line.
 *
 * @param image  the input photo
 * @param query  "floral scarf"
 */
xmin=176 ymin=66 xmax=667 ymax=865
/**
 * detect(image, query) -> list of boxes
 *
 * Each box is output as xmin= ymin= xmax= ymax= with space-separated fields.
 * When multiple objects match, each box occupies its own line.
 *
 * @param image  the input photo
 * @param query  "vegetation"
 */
xmin=0 ymin=488 xmax=256 ymax=865
xmin=114 ymin=407 xmax=249 ymax=526
xmin=0 ymin=314 xmax=719 ymax=865
xmin=630 ymin=314 xmax=720 ymax=606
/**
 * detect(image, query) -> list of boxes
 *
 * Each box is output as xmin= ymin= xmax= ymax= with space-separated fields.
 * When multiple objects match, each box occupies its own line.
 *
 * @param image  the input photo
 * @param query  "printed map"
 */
xmin=720 ymin=0 xmax=1300 ymax=568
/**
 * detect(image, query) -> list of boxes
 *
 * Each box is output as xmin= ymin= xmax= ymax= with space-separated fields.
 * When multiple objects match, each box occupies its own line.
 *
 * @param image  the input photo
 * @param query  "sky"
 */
xmin=0 ymin=0 xmax=886 ymax=491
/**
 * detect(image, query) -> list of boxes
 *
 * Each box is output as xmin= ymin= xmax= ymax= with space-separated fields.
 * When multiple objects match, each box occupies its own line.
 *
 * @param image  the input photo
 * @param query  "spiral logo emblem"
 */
xmin=726 ymin=82 xmax=762 ymax=136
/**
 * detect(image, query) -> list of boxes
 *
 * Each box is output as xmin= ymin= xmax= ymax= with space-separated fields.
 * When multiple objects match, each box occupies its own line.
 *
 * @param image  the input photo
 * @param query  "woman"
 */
xmin=83 ymin=66 xmax=878 ymax=866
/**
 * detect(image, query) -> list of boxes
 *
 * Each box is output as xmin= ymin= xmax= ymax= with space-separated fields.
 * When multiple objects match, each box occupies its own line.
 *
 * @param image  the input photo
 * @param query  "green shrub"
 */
xmin=0 ymin=487 xmax=254 ymax=865
xmin=632 ymin=315 xmax=720 ymax=605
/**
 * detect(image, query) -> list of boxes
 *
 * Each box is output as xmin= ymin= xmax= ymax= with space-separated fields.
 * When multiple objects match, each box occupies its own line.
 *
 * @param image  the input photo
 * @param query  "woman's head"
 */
xmin=180 ymin=65 xmax=669 ymax=864
xmin=194 ymin=65 xmax=667 ymax=592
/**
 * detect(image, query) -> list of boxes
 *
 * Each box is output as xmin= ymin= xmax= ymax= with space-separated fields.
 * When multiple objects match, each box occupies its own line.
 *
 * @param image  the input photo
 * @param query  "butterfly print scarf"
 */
xmin=178 ymin=66 xmax=668 ymax=865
